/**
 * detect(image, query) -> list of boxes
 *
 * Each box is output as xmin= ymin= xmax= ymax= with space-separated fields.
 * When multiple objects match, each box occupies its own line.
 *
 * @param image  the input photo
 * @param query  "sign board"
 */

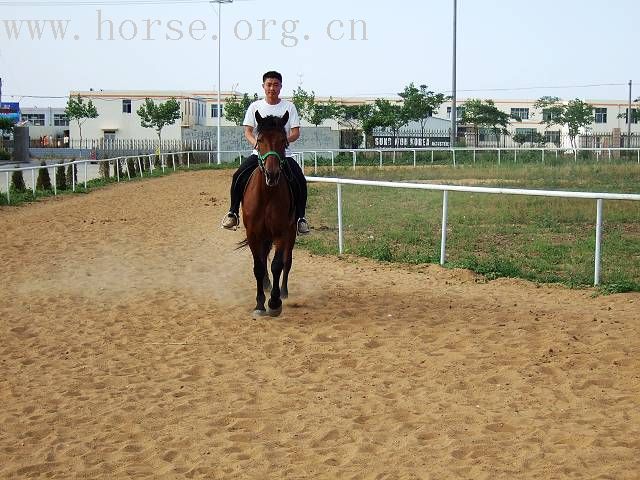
xmin=0 ymin=102 xmax=20 ymax=123
xmin=373 ymin=135 xmax=450 ymax=148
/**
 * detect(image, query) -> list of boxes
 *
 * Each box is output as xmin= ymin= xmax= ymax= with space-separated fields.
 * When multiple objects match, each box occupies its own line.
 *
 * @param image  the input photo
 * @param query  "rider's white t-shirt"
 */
xmin=243 ymin=99 xmax=300 ymax=156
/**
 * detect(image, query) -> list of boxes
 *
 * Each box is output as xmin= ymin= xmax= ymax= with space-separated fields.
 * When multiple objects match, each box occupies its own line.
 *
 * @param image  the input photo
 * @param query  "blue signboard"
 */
xmin=0 ymin=102 xmax=20 ymax=123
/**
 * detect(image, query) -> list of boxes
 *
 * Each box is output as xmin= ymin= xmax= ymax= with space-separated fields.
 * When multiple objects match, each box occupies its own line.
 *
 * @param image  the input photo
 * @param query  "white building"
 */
xmin=64 ymin=90 xmax=639 ymax=146
xmin=20 ymin=107 xmax=69 ymax=146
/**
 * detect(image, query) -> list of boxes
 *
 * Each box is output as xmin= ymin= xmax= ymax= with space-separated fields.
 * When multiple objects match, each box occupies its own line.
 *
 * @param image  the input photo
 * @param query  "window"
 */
xmin=594 ymin=108 xmax=607 ymax=124
xmin=54 ymin=114 xmax=69 ymax=126
xmin=122 ymin=99 xmax=132 ymax=114
xmin=510 ymin=108 xmax=529 ymax=120
xmin=211 ymin=103 xmax=223 ymax=118
xmin=544 ymin=130 xmax=561 ymax=145
xmin=625 ymin=108 xmax=638 ymax=124
xmin=542 ymin=109 xmax=559 ymax=122
xmin=515 ymin=128 xmax=537 ymax=137
xmin=22 ymin=113 xmax=45 ymax=126
xmin=446 ymin=106 xmax=464 ymax=119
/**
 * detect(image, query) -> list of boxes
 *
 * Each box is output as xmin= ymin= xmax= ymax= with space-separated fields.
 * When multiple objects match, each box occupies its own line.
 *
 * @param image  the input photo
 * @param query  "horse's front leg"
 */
xmin=251 ymin=249 xmax=267 ymax=318
xmin=280 ymin=244 xmax=293 ymax=300
xmin=267 ymin=248 xmax=284 ymax=317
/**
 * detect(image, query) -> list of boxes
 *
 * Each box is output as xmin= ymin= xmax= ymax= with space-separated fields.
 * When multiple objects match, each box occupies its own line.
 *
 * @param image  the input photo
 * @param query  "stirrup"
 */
xmin=297 ymin=217 xmax=310 ymax=235
xmin=221 ymin=212 xmax=239 ymax=231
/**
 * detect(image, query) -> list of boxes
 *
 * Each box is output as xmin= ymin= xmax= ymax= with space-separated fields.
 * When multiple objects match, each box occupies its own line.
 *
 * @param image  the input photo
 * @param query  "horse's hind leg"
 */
xmin=267 ymin=248 xmax=284 ymax=317
xmin=251 ymin=249 xmax=268 ymax=318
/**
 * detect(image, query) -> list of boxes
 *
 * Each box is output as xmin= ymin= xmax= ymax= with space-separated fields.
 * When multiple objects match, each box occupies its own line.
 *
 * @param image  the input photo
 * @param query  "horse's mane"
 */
xmin=256 ymin=115 xmax=286 ymax=135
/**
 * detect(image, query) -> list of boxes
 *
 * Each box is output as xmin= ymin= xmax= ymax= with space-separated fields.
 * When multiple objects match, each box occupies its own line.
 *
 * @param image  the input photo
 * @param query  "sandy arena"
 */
xmin=1 ymin=169 xmax=639 ymax=479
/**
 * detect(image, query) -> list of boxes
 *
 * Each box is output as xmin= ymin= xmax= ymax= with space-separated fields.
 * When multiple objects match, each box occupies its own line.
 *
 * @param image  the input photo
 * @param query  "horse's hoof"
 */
xmin=252 ymin=309 xmax=268 ymax=319
xmin=267 ymin=305 xmax=282 ymax=317
xmin=280 ymin=291 xmax=288 ymax=300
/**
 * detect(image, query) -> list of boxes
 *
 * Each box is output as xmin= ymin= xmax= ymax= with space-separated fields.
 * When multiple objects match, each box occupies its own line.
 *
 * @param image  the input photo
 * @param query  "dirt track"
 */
xmin=1 ymin=169 xmax=639 ymax=479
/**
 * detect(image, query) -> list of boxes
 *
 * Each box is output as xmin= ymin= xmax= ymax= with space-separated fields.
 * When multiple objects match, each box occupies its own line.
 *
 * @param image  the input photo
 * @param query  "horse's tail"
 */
xmin=236 ymin=238 xmax=249 ymax=250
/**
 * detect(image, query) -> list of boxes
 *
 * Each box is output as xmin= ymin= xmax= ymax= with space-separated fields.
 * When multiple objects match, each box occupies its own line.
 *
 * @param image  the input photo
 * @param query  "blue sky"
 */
xmin=1 ymin=0 xmax=639 ymax=107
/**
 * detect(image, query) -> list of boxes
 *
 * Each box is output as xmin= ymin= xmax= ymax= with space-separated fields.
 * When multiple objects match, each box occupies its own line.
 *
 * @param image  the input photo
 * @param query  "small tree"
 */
xmin=137 ymin=98 xmax=181 ymax=153
xmin=462 ymin=99 xmax=513 ymax=147
xmin=398 ymin=83 xmax=447 ymax=139
xmin=370 ymin=99 xmax=406 ymax=148
xmin=56 ymin=165 xmax=67 ymax=190
xmin=36 ymin=162 xmax=52 ymax=191
xmin=65 ymin=95 xmax=98 ymax=155
xmin=336 ymin=104 xmax=372 ymax=148
xmin=535 ymin=96 xmax=594 ymax=149
xmin=224 ymin=93 xmax=258 ymax=126
xmin=11 ymin=168 xmax=26 ymax=192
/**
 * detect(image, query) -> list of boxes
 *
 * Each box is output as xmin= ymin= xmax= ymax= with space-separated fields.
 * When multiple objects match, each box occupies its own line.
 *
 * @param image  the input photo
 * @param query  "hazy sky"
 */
xmin=1 ymin=0 xmax=639 ymax=107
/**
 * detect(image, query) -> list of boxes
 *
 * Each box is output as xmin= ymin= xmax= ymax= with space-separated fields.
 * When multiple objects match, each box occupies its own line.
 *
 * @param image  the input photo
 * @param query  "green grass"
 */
xmin=298 ymin=160 xmax=640 ymax=292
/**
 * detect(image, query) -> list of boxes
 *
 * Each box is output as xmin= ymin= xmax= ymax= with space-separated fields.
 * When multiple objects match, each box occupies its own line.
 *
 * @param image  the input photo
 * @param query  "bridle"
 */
xmin=255 ymin=132 xmax=289 ymax=172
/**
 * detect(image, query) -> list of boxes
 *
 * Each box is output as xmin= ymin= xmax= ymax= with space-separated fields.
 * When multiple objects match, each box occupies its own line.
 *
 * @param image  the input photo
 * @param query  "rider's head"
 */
xmin=262 ymin=71 xmax=283 ymax=104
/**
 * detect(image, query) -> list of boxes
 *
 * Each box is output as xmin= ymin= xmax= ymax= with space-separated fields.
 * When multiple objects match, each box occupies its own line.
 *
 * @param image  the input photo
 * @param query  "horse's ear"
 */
xmin=281 ymin=111 xmax=289 ymax=127
xmin=255 ymin=111 xmax=263 ymax=124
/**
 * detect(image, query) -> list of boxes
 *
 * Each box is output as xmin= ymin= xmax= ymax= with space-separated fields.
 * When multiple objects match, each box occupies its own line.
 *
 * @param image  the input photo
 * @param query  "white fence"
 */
xmin=2 ymin=150 xmax=639 ymax=287
xmin=305 ymin=176 xmax=640 ymax=287
xmin=294 ymin=147 xmax=640 ymax=174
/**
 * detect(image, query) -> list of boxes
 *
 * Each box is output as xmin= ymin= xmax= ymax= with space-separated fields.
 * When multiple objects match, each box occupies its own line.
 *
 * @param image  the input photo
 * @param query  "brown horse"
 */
xmin=241 ymin=111 xmax=296 ymax=318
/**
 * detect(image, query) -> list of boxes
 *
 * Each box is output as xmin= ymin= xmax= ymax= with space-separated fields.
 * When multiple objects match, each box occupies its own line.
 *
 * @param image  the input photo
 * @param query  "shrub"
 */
xmin=36 ymin=162 xmax=52 ymax=191
xmin=99 ymin=160 xmax=110 ymax=179
xmin=55 ymin=165 xmax=67 ymax=190
xmin=66 ymin=162 xmax=77 ymax=186
xmin=0 ymin=149 xmax=11 ymax=161
xmin=11 ymin=168 xmax=26 ymax=192
xmin=127 ymin=157 xmax=137 ymax=176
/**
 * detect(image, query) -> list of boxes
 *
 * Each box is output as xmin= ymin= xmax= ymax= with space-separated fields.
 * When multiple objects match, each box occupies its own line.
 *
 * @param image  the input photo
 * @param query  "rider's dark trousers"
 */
xmin=228 ymin=154 xmax=307 ymax=220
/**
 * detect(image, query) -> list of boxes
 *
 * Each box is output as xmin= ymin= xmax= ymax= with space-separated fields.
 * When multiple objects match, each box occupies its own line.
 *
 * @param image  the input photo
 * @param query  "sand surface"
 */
xmin=1 ymin=170 xmax=639 ymax=479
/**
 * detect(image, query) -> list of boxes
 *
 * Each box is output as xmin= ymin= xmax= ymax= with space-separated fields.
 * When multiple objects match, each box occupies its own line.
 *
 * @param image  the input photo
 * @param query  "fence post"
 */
xmin=514 ymin=149 xmax=517 ymax=163
xmin=473 ymin=149 xmax=476 ymax=163
xmin=208 ymin=151 xmax=212 ymax=165
xmin=52 ymin=166 xmax=57 ymax=196
xmin=187 ymin=151 xmax=190 ymax=169
xmin=84 ymin=161 xmax=88 ymax=189
xmin=594 ymin=198 xmax=603 ymax=286
xmin=542 ymin=149 xmax=545 ymax=163
xmin=574 ymin=150 xmax=577 ymax=162
xmin=352 ymin=150 xmax=356 ymax=171
xmin=413 ymin=149 xmax=417 ymax=167
xmin=5 ymin=171 xmax=9 ymax=204
xmin=72 ymin=162 xmax=76 ymax=191
xmin=137 ymin=157 xmax=143 ymax=178
xmin=452 ymin=148 xmax=456 ymax=166
xmin=337 ymin=183 xmax=344 ymax=254
xmin=498 ymin=148 xmax=501 ymax=165
xmin=440 ymin=190 xmax=449 ymax=265
xmin=172 ymin=153 xmax=176 ymax=171
xmin=31 ymin=169 xmax=36 ymax=197
xmin=115 ymin=158 xmax=120 ymax=182
xmin=431 ymin=150 xmax=434 ymax=164
xmin=314 ymin=151 xmax=318 ymax=174
xmin=330 ymin=151 xmax=335 ymax=172
xmin=393 ymin=150 xmax=396 ymax=164
xmin=379 ymin=150 xmax=383 ymax=169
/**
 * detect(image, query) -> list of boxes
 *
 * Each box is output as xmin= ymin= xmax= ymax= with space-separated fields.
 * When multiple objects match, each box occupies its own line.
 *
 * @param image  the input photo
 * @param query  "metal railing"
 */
xmin=305 ymin=176 xmax=640 ymax=286
xmin=292 ymin=147 xmax=640 ymax=173
xmin=2 ymin=150 xmax=639 ymax=286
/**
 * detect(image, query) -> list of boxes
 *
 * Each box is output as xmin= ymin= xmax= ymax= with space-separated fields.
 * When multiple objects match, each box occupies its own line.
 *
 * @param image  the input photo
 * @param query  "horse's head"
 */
xmin=255 ymin=111 xmax=289 ymax=187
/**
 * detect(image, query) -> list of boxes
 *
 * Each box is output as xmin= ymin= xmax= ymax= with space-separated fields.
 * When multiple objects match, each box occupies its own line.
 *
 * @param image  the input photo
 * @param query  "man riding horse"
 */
xmin=221 ymin=70 xmax=310 ymax=235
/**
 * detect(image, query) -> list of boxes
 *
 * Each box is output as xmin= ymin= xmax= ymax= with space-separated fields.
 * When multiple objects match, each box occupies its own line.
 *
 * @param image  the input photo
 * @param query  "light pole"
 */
xmin=211 ymin=0 xmax=233 ymax=164
xmin=450 ymin=0 xmax=457 ymax=148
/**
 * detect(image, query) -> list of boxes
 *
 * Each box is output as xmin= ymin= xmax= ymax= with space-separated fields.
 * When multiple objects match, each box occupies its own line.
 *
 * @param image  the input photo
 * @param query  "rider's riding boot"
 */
xmin=297 ymin=217 xmax=310 ymax=235
xmin=221 ymin=211 xmax=239 ymax=230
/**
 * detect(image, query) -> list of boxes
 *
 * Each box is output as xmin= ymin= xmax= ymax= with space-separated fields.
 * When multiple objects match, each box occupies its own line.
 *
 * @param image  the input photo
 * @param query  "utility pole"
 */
xmin=211 ymin=0 xmax=233 ymax=165
xmin=628 ymin=80 xmax=632 ymax=146
xmin=450 ymin=0 xmax=457 ymax=148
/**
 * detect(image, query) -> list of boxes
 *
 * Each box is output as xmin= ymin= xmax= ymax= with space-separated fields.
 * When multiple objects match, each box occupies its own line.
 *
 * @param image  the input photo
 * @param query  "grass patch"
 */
xmin=303 ymin=162 xmax=640 ymax=292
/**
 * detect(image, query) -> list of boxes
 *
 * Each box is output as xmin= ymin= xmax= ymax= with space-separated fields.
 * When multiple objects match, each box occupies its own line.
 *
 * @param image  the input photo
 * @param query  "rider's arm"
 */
xmin=288 ymin=127 xmax=300 ymax=144
xmin=244 ymin=126 xmax=257 ymax=147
